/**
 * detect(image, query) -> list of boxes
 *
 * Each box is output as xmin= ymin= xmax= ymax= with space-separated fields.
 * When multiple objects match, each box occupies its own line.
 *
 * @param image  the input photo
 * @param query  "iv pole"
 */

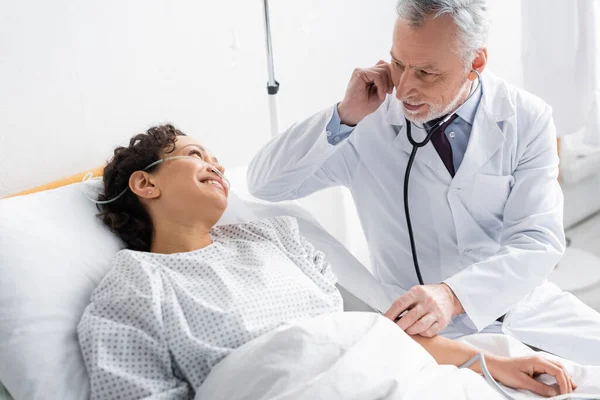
xmin=262 ymin=0 xmax=280 ymax=137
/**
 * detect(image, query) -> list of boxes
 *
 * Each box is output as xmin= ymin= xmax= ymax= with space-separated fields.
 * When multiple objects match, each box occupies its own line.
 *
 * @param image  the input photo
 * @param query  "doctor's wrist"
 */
xmin=441 ymin=283 xmax=465 ymax=316
xmin=337 ymin=102 xmax=359 ymax=127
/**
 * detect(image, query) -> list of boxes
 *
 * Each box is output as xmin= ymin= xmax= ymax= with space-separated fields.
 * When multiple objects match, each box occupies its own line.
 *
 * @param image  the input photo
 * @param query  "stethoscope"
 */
xmin=403 ymin=69 xmax=482 ymax=285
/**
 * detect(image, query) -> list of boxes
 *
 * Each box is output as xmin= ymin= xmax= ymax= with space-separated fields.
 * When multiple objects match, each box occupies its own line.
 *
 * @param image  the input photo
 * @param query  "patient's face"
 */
xmin=149 ymin=136 xmax=228 ymax=224
xmin=390 ymin=15 xmax=472 ymax=124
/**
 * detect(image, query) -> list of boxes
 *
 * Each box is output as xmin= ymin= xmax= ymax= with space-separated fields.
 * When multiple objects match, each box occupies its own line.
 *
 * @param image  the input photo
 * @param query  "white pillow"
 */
xmin=0 ymin=180 xmax=123 ymax=399
xmin=0 ymin=166 xmax=393 ymax=399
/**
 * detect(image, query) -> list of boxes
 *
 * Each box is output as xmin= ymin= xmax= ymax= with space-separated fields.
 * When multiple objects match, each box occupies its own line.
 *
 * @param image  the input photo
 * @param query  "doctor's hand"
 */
xmin=486 ymin=355 xmax=576 ymax=397
xmin=384 ymin=283 xmax=464 ymax=337
xmin=337 ymin=60 xmax=393 ymax=126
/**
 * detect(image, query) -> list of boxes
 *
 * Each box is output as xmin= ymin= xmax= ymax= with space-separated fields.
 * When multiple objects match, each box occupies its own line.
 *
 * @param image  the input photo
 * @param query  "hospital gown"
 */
xmin=77 ymin=216 xmax=343 ymax=399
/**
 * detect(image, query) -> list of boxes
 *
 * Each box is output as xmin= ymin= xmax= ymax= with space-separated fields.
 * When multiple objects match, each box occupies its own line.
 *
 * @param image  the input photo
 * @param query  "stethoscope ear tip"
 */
xmin=469 ymin=69 xmax=481 ymax=81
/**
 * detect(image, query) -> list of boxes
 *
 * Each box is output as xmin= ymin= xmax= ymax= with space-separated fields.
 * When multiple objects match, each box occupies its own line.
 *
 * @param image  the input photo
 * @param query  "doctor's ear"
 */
xmin=468 ymin=48 xmax=488 ymax=80
xmin=129 ymin=171 xmax=160 ymax=199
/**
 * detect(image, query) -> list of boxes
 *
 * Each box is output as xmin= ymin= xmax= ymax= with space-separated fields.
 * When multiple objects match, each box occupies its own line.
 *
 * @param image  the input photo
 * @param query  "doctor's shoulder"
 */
xmin=499 ymin=77 xmax=553 ymax=127
xmin=494 ymin=76 xmax=556 ymax=145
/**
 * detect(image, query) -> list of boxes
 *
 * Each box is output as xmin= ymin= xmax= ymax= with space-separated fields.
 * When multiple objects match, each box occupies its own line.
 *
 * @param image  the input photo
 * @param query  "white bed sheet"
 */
xmin=196 ymin=312 xmax=600 ymax=400
xmin=196 ymin=312 xmax=504 ymax=400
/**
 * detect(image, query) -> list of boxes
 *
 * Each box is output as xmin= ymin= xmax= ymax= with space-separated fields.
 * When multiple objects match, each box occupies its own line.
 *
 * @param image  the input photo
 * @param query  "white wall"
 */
xmin=0 ymin=0 xmax=396 ymax=243
xmin=268 ymin=0 xmax=396 ymax=242
xmin=486 ymin=0 xmax=523 ymax=86
xmin=0 ymin=0 xmax=524 ymax=251
xmin=0 ymin=0 xmax=272 ymax=197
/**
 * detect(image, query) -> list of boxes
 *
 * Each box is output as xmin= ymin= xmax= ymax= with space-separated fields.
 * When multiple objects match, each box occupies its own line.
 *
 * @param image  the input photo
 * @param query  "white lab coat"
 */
xmin=247 ymin=71 xmax=600 ymax=365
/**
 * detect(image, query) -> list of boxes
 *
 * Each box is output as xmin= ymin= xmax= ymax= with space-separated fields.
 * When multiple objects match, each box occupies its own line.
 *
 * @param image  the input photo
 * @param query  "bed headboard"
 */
xmin=2 ymin=166 xmax=104 ymax=199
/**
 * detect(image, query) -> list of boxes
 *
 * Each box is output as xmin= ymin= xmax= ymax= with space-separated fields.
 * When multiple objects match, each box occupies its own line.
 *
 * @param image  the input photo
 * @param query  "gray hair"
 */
xmin=396 ymin=0 xmax=490 ymax=66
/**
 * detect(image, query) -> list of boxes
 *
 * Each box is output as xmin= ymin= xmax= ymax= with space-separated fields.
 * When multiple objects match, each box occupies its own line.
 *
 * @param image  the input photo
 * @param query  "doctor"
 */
xmin=247 ymin=0 xmax=600 ymax=365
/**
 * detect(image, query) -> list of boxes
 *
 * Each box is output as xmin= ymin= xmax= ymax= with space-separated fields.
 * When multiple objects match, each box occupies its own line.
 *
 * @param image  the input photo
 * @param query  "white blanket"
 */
xmin=196 ymin=312 xmax=600 ymax=400
xmin=195 ymin=312 xmax=502 ymax=400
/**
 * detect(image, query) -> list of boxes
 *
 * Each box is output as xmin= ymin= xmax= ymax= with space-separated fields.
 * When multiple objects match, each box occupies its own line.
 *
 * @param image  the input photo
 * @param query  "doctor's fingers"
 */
xmin=372 ymin=65 xmax=394 ymax=95
xmin=397 ymin=304 xmax=427 ymax=331
xmin=420 ymin=322 xmax=442 ymax=338
xmin=372 ymin=62 xmax=394 ymax=94
xmin=383 ymin=294 xmax=418 ymax=321
xmin=405 ymin=312 xmax=437 ymax=336
xmin=357 ymin=68 xmax=393 ymax=100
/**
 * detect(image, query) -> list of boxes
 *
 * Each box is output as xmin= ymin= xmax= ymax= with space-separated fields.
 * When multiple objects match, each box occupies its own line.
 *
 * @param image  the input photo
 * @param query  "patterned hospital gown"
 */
xmin=77 ymin=216 xmax=343 ymax=399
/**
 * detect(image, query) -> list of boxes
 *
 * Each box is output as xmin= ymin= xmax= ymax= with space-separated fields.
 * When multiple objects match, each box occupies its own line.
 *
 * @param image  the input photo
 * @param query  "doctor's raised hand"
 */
xmin=384 ymin=283 xmax=463 ymax=337
xmin=337 ymin=60 xmax=394 ymax=126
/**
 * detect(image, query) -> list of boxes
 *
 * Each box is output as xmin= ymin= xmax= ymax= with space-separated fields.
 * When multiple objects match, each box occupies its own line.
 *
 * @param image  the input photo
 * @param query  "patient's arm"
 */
xmin=411 ymin=334 xmax=575 ymax=397
xmin=77 ymin=262 xmax=191 ymax=400
xmin=411 ymin=334 xmax=480 ymax=371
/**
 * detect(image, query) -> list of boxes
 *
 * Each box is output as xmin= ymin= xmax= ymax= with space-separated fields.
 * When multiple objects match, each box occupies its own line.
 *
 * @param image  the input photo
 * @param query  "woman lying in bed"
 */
xmin=77 ymin=124 xmax=576 ymax=399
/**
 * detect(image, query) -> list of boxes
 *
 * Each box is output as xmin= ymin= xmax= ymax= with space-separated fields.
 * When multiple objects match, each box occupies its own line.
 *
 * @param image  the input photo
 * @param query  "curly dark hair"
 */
xmin=98 ymin=124 xmax=186 ymax=251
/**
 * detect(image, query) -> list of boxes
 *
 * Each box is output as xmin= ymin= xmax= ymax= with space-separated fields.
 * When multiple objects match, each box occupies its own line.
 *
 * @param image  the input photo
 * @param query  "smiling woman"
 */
xmin=97 ymin=124 xmax=228 ymax=252
xmin=77 ymin=123 xmax=347 ymax=398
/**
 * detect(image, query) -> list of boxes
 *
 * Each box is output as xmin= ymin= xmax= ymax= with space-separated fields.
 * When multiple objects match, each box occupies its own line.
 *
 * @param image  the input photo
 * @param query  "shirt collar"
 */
xmin=455 ymin=79 xmax=483 ymax=125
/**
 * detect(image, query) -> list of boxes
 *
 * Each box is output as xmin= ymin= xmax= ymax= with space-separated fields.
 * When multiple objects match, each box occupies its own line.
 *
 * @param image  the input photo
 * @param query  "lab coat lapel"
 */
xmin=454 ymin=72 xmax=514 ymax=180
xmin=454 ymin=105 xmax=505 ymax=179
xmin=384 ymin=97 xmax=453 ymax=185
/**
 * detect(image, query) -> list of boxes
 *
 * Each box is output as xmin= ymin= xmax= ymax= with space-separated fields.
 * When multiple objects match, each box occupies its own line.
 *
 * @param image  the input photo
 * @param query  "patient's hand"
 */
xmin=384 ymin=283 xmax=462 ymax=337
xmin=485 ymin=355 xmax=577 ymax=397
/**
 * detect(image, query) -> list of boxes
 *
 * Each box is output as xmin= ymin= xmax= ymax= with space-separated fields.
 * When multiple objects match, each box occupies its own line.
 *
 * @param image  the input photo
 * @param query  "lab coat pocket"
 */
xmin=470 ymin=173 xmax=515 ymax=238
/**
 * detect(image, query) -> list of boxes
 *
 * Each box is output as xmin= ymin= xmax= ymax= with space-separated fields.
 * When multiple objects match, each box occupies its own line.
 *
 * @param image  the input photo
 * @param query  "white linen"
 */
xmin=196 ymin=312 xmax=504 ymax=400
xmin=78 ymin=216 xmax=343 ymax=398
xmin=0 ymin=182 xmax=124 ymax=400
xmin=501 ymin=281 xmax=600 ymax=366
xmin=196 ymin=311 xmax=600 ymax=400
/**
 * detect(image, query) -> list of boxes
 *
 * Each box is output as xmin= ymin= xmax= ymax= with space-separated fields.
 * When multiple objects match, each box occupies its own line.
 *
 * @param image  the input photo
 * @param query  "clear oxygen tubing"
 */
xmin=81 ymin=156 xmax=230 ymax=205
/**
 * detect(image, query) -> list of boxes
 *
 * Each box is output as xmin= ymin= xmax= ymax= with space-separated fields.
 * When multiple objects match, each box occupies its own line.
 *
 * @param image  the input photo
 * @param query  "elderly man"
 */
xmin=248 ymin=0 xmax=600 ymax=365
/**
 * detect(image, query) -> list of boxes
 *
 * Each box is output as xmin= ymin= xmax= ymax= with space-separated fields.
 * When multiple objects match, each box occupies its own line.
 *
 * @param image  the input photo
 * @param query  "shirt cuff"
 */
xmin=326 ymin=104 xmax=355 ymax=146
xmin=450 ymin=313 xmax=479 ymax=335
xmin=443 ymin=277 xmax=482 ymax=334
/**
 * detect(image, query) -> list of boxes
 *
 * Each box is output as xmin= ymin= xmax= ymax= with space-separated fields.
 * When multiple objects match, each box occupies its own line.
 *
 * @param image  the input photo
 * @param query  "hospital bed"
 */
xmin=0 ymin=166 xmax=598 ymax=400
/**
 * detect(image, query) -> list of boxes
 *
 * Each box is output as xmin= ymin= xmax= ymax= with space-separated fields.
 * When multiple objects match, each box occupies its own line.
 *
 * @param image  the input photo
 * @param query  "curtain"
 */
xmin=521 ymin=0 xmax=600 ymax=145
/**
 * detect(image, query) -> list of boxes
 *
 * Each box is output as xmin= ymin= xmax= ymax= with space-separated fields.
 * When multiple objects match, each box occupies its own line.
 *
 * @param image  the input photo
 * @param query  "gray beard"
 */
xmin=403 ymin=79 xmax=472 ymax=125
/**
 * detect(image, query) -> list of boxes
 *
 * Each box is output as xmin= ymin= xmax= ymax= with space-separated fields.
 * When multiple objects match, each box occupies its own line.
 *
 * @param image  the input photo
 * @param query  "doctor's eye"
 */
xmin=393 ymin=62 xmax=405 ymax=72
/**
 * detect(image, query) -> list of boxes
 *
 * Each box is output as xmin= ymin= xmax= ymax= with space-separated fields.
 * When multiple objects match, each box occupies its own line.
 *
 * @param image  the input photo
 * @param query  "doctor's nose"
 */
xmin=395 ymin=71 xmax=418 ymax=100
